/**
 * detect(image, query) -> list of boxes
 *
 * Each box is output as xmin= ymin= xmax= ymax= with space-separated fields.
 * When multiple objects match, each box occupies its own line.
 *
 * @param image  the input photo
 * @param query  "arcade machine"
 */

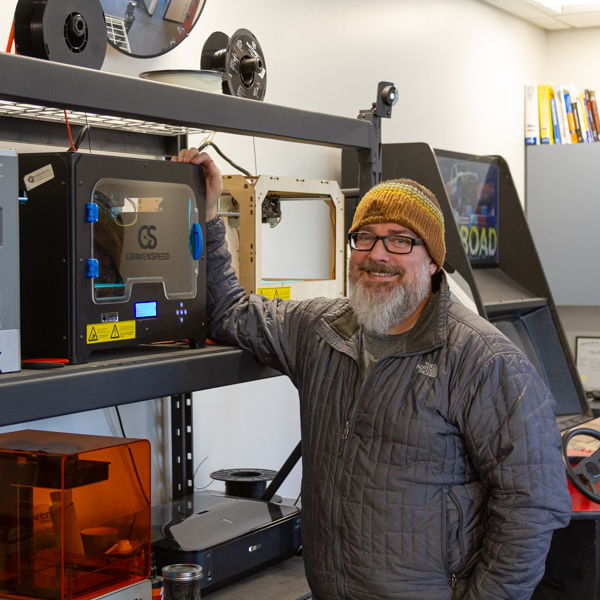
xmin=343 ymin=142 xmax=600 ymax=599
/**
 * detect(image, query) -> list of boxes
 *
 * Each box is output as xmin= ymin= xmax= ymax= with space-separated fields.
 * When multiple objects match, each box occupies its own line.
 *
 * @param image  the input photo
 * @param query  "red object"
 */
xmin=22 ymin=358 xmax=69 ymax=364
xmin=568 ymin=454 xmax=600 ymax=513
xmin=64 ymin=110 xmax=77 ymax=152
xmin=175 ymin=0 xmax=200 ymax=44
xmin=569 ymin=479 xmax=600 ymax=512
xmin=6 ymin=21 xmax=14 ymax=54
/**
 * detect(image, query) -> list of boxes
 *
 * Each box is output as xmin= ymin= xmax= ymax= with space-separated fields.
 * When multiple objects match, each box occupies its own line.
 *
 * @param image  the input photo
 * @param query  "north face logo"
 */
xmin=416 ymin=362 xmax=438 ymax=378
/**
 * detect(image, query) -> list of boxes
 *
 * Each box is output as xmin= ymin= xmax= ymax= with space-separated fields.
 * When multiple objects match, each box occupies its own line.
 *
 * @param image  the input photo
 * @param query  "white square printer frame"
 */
xmin=221 ymin=175 xmax=345 ymax=301
xmin=0 ymin=149 xmax=20 ymax=373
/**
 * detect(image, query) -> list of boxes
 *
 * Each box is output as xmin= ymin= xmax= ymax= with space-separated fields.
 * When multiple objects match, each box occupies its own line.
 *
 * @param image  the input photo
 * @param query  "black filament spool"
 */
xmin=210 ymin=468 xmax=277 ymax=500
xmin=14 ymin=0 xmax=107 ymax=69
xmin=201 ymin=28 xmax=267 ymax=101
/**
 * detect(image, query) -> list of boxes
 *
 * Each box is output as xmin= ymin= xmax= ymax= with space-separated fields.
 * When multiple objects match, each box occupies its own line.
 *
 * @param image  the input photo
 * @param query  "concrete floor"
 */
xmin=206 ymin=556 xmax=310 ymax=600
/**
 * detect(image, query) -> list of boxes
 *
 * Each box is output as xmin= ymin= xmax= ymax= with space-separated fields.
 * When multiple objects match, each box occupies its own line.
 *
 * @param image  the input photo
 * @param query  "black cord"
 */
xmin=113 ymin=405 xmax=151 ymax=511
xmin=193 ymin=136 xmax=253 ymax=177
xmin=115 ymin=405 xmax=127 ymax=437
xmin=73 ymin=124 xmax=91 ymax=151
xmin=85 ymin=113 xmax=92 ymax=153
xmin=210 ymin=142 xmax=253 ymax=177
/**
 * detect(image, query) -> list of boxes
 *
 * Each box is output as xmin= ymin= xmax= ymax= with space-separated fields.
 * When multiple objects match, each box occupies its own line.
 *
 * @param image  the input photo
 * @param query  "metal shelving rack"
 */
xmin=0 ymin=53 xmax=388 ymax=431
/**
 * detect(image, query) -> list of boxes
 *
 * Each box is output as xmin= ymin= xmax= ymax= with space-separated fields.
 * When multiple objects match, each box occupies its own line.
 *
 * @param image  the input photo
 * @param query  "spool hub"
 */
xmin=14 ymin=0 xmax=107 ymax=69
xmin=201 ymin=28 xmax=267 ymax=101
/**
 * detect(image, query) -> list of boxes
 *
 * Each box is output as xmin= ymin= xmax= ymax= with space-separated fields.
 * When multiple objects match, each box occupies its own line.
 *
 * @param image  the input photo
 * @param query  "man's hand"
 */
xmin=172 ymin=148 xmax=222 ymax=221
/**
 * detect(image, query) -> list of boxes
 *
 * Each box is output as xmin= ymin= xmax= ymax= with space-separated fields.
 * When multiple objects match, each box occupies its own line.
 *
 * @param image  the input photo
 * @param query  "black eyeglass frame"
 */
xmin=347 ymin=232 xmax=425 ymax=255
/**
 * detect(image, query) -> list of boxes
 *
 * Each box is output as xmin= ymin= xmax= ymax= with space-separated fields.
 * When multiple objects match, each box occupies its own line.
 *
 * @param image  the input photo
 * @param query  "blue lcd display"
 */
xmin=135 ymin=301 xmax=157 ymax=319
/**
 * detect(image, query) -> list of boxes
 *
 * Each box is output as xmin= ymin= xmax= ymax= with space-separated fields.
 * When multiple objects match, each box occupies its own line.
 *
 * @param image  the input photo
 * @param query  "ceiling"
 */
xmin=481 ymin=0 xmax=600 ymax=29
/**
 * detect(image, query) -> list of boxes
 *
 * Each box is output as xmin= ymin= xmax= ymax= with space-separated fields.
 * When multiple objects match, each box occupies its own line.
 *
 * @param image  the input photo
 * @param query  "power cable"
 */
xmin=196 ymin=134 xmax=254 ymax=177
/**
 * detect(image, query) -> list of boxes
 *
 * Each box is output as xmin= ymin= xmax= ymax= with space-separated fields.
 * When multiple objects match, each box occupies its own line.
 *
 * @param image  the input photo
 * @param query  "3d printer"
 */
xmin=0 ymin=430 xmax=151 ymax=600
xmin=18 ymin=153 xmax=206 ymax=364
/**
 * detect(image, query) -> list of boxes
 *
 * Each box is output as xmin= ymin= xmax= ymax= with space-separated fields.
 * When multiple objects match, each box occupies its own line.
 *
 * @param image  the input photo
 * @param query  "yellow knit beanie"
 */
xmin=349 ymin=179 xmax=446 ymax=270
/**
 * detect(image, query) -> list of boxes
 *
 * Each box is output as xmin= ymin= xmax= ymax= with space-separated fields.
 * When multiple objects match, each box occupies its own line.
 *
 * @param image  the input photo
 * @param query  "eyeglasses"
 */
xmin=348 ymin=232 xmax=425 ymax=255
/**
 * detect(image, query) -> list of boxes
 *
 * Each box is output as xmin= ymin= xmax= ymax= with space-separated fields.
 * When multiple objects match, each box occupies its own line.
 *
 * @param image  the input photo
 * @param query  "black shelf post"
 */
xmin=171 ymin=393 xmax=195 ymax=499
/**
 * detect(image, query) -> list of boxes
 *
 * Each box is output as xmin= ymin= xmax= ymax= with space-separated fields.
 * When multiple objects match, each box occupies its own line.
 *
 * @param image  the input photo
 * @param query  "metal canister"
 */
xmin=162 ymin=564 xmax=202 ymax=600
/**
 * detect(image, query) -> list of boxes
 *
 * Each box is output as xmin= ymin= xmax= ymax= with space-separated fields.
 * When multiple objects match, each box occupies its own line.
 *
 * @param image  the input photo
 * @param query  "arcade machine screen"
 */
xmin=435 ymin=151 xmax=499 ymax=266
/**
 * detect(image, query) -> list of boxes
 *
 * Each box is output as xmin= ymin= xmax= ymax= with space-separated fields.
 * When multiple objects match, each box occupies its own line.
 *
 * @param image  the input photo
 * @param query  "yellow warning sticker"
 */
xmin=86 ymin=320 xmax=136 ymax=344
xmin=256 ymin=286 xmax=291 ymax=300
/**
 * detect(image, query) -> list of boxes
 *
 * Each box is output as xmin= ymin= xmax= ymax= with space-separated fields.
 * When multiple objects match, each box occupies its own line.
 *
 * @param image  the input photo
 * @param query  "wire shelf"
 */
xmin=0 ymin=100 xmax=207 ymax=137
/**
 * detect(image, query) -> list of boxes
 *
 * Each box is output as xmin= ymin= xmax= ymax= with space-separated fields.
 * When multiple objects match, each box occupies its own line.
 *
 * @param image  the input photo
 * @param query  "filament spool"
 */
xmin=201 ymin=28 xmax=267 ymax=101
xmin=14 ymin=0 xmax=107 ymax=69
xmin=210 ymin=468 xmax=278 ymax=500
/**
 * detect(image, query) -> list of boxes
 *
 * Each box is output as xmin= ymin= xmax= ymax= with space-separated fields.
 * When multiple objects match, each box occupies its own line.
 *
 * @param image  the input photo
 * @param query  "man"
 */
xmin=174 ymin=149 xmax=572 ymax=600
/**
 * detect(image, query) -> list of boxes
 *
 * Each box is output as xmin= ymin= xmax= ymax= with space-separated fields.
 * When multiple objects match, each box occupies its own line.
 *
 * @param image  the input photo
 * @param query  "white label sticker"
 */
xmin=24 ymin=164 xmax=54 ymax=191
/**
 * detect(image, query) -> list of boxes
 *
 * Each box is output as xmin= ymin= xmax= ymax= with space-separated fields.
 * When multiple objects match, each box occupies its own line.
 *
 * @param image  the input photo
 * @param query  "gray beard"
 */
xmin=348 ymin=259 xmax=432 ymax=335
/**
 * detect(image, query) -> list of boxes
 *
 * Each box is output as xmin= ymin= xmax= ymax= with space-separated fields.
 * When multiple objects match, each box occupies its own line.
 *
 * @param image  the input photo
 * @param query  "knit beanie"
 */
xmin=349 ymin=179 xmax=446 ymax=270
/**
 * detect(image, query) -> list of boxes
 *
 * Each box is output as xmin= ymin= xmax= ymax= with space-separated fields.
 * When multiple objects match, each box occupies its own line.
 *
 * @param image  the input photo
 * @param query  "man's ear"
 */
xmin=428 ymin=258 xmax=437 ymax=276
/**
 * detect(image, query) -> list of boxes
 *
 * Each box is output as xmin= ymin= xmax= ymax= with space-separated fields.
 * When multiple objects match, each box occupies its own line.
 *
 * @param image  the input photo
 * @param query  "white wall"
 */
xmin=547 ymin=26 xmax=600 ymax=93
xmin=0 ymin=0 xmax=557 ymax=504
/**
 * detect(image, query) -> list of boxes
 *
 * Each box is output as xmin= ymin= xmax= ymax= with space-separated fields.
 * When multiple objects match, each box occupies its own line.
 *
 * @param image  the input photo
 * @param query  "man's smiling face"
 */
xmin=348 ymin=222 xmax=437 ymax=334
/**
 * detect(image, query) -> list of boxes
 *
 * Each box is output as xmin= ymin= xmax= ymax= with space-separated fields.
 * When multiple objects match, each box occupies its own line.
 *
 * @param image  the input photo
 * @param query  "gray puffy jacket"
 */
xmin=205 ymin=217 xmax=571 ymax=600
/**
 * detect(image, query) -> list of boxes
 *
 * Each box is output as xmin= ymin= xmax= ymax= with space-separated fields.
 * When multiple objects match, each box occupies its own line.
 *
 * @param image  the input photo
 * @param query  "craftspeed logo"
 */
xmin=126 ymin=225 xmax=170 ymax=260
xmin=138 ymin=225 xmax=157 ymax=249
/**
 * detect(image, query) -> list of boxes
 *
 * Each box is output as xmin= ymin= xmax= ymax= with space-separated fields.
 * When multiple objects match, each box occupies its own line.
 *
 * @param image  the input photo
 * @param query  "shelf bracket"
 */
xmin=171 ymin=393 xmax=195 ymax=499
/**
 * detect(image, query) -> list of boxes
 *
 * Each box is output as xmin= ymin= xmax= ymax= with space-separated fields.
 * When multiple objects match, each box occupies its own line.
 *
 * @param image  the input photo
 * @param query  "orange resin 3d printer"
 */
xmin=0 ymin=430 xmax=150 ymax=600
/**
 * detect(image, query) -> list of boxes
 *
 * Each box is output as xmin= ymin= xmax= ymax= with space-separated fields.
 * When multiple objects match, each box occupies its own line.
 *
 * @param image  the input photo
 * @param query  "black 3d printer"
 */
xmin=19 ymin=153 xmax=206 ymax=364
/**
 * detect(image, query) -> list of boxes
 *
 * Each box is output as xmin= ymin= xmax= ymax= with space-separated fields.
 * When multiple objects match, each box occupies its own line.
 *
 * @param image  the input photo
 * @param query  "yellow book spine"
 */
xmin=538 ymin=84 xmax=553 ymax=144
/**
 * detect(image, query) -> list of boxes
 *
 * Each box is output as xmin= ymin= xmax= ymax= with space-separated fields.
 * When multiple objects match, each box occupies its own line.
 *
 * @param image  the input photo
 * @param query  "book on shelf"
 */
xmin=538 ymin=84 xmax=554 ymax=144
xmin=553 ymin=85 xmax=571 ymax=144
xmin=550 ymin=96 xmax=562 ymax=144
xmin=581 ymin=92 xmax=596 ymax=141
xmin=525 ymin=84 xmax=539 ymax=145
xmin=576 ymin=95 xmax=592 ymax=142
xmin=563 ymin=91 xmax=580 ymax=143
xmin=571 ymin=98 xmax=584 ymax=142
xmin=584 ymin=90 xmax=599 ymax=141
xmin=586 ymin=90 xmax=600 ymax=136
xmin=588 ymin=90 xmax=600 ymax=138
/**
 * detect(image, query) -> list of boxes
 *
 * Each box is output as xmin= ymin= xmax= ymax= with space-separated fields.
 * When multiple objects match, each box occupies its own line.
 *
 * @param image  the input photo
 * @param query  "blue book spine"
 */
xmin=550 ymin=97 xmax=561 ymax=144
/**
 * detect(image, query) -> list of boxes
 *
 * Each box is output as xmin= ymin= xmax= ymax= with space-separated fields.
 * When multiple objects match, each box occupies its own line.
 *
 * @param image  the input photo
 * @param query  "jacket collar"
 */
xmin=316 ymin=271 xmax=450 ymax=360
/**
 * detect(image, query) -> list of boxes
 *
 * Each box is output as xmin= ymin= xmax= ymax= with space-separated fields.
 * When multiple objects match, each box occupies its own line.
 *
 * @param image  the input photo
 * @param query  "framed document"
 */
xmin=576 ymin=337 xmax=600 ymax=390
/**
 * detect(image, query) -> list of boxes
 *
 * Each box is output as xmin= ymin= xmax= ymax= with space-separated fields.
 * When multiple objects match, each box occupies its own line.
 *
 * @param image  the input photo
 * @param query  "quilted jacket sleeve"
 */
xmin=455 ymin=349 xmax=572 ymax=600
xmin=204 ymin=216 xmax=312 ymax=382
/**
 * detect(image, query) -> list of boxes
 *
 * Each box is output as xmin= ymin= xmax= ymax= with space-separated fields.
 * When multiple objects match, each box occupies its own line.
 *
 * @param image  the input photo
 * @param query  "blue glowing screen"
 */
xmin=135 ymin=301 xmax=157 ymax=319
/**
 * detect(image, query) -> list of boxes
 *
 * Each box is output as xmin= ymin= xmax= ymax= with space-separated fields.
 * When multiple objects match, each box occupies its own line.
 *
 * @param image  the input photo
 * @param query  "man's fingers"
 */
xmin=172 ymin=148 xmax=222 ymax=196
xmin=173 ymin=147 xmax=202 ymax=163
xmin=204 ymin=157 xmax=218 ymax=176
